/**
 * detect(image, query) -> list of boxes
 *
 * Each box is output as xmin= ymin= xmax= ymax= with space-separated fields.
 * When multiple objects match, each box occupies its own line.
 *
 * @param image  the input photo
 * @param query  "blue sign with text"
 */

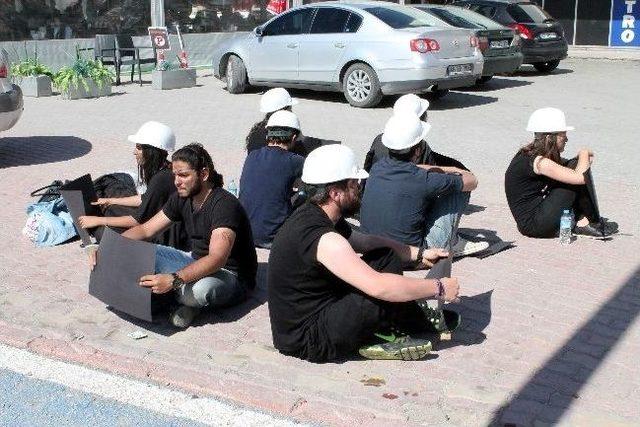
xmin=611 ymin=0 xmax=640 ymax=46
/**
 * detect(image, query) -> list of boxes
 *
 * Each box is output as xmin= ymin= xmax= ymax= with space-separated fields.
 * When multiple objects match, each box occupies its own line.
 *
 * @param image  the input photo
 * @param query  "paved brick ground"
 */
xmin=1 ymin=59 xmax=639 ymax=426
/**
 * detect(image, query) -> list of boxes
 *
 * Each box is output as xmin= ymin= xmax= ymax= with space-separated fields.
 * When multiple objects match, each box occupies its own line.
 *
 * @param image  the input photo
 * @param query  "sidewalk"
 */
xmin=1 ymin=60 xmax=639 ymax=426
xmin=568 ymin=45 xmax=640 ymax=61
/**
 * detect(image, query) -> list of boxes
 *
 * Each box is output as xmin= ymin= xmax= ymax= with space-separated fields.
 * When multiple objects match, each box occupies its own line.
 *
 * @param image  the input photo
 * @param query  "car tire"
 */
xmin=342 ymin=63 xmax=383 ymax=108
xmin=533 ymin=60 xmax=560 ymax=73
xmin=226 ymin=55 xmax=248 ymax=94
xmin=477 ymin=75 xmax=493 ymax=84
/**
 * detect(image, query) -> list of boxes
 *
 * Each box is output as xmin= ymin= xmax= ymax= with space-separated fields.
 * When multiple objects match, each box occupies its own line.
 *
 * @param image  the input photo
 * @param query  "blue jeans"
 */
xmin=154 ymin=245 xmax=247 ymax=309
xmin=424 ymin=191 xmax=470 ymax=249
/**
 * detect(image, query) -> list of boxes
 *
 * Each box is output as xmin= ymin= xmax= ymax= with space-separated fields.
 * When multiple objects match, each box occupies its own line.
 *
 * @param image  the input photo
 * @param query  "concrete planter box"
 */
xmin=152 ymin=68 xmax=196 ymax=90
xmin=61 ymin=78 xmax=112 ymax=100
xmin=15 ymin=75 xmax=53 ymax=97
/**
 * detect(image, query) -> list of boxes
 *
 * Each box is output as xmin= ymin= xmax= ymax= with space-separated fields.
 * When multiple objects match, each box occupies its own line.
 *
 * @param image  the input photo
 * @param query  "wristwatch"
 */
xmin=171 ymin=272 xmax=186 ymax=290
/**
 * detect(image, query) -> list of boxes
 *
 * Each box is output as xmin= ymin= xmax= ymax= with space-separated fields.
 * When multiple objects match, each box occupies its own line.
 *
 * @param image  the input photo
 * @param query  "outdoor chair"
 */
xmin=115 ymin=34 xmax=156 ymax=86
xmin=79 ymin=34 xmax=118 ymax=81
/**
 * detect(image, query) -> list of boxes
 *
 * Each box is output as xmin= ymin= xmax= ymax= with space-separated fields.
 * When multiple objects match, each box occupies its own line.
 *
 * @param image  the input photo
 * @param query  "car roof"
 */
xmin=457 ymin=0 xmax=533 ymax=4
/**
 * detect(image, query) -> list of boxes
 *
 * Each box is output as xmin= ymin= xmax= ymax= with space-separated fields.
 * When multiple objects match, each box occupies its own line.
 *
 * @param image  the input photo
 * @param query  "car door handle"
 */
xmin=334 ymin=42 xmax=345 ymax=48
xmin=287 ymin=43 xmax=298 ymax=49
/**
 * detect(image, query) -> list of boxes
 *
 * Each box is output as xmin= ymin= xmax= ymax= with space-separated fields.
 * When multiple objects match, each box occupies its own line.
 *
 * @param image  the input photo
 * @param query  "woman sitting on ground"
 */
xmin=504 ymin=108 xmax=617 ymax=239
xmin=78 ymin=121 xmax=189 ymax=250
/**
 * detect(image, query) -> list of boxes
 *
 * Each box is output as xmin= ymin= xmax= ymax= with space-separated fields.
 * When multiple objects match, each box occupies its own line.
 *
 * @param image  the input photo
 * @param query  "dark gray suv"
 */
xmin=454 ymin=0 xmax=568 ymax=72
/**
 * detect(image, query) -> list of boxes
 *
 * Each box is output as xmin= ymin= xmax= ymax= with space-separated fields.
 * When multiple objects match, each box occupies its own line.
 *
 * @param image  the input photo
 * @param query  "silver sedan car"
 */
xmin=212 ymin=1 xmax=484 ymax=107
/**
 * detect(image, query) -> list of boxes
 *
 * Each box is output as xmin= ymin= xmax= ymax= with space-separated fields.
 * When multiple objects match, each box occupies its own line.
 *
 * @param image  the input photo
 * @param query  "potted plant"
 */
xmin=10 ymin=45 xmax=53 ymax=98
xmin=53 ymin=47 xmax=114 ymax=100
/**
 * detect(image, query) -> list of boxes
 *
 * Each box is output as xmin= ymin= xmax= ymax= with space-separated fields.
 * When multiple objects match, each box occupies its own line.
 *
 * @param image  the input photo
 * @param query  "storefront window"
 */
xmin=0 ymin=0 xmax=150 ymax=42
xmin=165 ymin=0 xmax=277 ymax=33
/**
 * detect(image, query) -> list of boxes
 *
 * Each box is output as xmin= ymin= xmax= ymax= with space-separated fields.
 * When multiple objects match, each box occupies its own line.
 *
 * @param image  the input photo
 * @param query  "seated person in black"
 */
xmin=505 ymin=108 xmax=617 ymax=239
xmin=92 ymin=143 xmax=257 ymax=328
xmin=239 ymin=110 xmax=304 ymax=248
xmin=245 ymin=88 xmax=297 ymax=153
xmin=268 ymin=145 xmax=460 ymax=363
xmin=364 ymin=94 xmax=468 ymax=173
xmin=78 ymin=121 xmax=189 ymax=250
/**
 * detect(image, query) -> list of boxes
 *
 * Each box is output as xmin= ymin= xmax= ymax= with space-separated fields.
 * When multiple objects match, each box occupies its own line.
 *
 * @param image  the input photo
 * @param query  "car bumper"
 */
xmin=482 ymin=52 xmax=523 ymax=76
xmin=522 ymin=41 xmax=568 ymax=63
xmin=377 ymin=57 xmax=484 ymax=95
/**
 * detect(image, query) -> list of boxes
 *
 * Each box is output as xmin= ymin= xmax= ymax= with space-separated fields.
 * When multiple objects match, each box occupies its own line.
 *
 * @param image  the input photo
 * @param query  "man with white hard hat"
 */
xmin=267 ymin=144 xmax=461 ymax=362
xmin=245 ymin=88 xmax=298 ymax=153
xmin=505 ymin=107 xmax=617 ymax=239
xmin=360 ymin=114 xmax=488 ymax=258
xmin=363 ymin=94 xmax=468 ymax=172
xmin=239 ymin=110 xmax=305 ymax=248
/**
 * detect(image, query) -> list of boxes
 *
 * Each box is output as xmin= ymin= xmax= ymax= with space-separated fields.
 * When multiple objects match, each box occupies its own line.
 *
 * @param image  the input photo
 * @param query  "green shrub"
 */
xmin=53 ymin=46 xmax=114 ymax=95
xmin=10 ymin=44 xmax=53 ymax=77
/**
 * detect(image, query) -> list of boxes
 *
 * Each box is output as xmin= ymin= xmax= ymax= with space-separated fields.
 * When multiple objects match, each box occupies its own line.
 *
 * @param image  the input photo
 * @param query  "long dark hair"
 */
xmin=138 ymin=144 xmax=169 ymax=186
xmin=520 ymin=132 xmax=561 ymax=164
xmin=172 ymin=143 xmax=224 ymax=188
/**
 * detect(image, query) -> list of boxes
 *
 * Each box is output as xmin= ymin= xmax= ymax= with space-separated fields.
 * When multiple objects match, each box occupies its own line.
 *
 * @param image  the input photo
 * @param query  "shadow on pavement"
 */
xmin=510 ymin=66 xmax=574 ymax=77
xmin=429 ymin=92 xmax=498 ymax=110
xmin=436 ymin=290 xmax=492 ymax=350
xmin=490 ymin=266 xmax=640 ymax=426
xmin=0 ymin=136 xmax=92 ymax=168
xmin=464 ymin=204 xmax=487 ymax=215
xmin=456 ymin=77 xmax=533 ymax=92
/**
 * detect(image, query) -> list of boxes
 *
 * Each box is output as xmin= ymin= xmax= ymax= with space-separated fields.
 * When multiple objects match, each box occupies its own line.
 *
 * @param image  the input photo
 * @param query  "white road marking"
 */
xmin=0 ymin=343 xmax=303 ymax=426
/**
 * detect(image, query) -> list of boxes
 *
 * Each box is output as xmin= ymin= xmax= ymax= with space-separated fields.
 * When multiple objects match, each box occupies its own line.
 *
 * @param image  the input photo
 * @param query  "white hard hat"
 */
xmin=266 ymin=110 xmax=300 ymax=131
xmin=260 ymin=88 xmax=298 ymax=113
xmin=127 ymin=121 xmax=176 ymax=152
xmin=393 ymin=94 xmax=430 ymax=117
xmin=526 ymin=107 xmax=575 ymax=133
xmin=382 ymin=114 xmax=431 ymax=151
xmin=302 ymin=145 xmax=369 ymax=185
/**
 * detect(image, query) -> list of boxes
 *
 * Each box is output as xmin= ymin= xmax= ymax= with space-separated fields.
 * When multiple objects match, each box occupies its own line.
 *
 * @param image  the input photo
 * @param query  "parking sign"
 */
xmin=148 ymin=26 xmax=171 ymax=50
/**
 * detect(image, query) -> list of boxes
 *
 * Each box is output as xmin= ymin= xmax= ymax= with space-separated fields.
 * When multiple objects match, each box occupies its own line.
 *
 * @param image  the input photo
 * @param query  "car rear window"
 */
xmin=445 ymin=6 xmax=505 ymax=30
xmin=506 ymin=3 xmax=552 ymax=23
xmin=426 ymin=7 xmax=478 ymax=29
xmin=364 ymin=6 xmax=436 ymax=29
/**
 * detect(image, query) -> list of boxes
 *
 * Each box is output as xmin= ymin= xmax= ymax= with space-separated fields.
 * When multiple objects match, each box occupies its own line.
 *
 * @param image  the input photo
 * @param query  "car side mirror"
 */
xmin=255 ymin=26 xmax=263 ymax=37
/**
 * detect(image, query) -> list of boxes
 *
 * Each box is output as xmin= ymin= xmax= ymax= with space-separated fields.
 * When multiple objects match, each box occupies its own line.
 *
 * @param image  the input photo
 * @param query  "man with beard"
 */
xmin=267 ymin=145 xmax=461 ymax=363
xmin=92 ymin=143 xmax=257 ymax=328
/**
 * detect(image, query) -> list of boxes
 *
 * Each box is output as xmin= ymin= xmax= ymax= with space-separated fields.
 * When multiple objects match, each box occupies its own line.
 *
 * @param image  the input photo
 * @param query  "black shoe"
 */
xmin=602 ymin=219 xmax=619 ymax=233
xmin=574 ymin=222 xmax=614 ymax=239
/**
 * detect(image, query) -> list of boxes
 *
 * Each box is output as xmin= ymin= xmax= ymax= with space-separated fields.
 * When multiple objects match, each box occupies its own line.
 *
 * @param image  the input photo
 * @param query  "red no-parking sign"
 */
xmin=148 ymin=27 xmax=171 ymax=50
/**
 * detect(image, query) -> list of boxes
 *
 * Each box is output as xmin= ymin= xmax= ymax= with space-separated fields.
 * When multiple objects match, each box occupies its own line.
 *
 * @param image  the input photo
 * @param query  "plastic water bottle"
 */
xmin=227 ymin=179 xmax=238 ymax=197
xmin=559 ymin=209 xmax=573 ymax=245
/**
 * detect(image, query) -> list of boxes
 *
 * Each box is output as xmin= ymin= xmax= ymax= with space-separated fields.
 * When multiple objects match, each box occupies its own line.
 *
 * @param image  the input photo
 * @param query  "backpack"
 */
xmin=23 ymin=182 xmax=77 ymax=247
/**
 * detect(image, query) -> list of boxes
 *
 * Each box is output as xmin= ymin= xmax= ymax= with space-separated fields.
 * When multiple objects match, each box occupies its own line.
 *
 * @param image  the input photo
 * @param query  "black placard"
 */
xmin=60 ymin=174 xmax=99 ymax=246
xmin=89 ymin=228 xmax=157 ymax=322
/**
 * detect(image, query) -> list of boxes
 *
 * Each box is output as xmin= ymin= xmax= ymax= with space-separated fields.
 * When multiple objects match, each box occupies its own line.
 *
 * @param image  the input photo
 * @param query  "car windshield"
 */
xmin=364 ymin=6 xmax=436 ymax=29
xmin=506 ymin=3 xmax=552 ymax=23
xmin=442 ymin=6 xmax=505 ymax=30
xmin=424 ymin=7 xmax=478 ymax=29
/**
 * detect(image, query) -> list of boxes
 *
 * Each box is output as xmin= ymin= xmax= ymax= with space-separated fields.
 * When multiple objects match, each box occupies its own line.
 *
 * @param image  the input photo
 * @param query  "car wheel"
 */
xmin=342 ymin=63 xmax=383 ymax=108
xmin=477 ymin=75 xmax=493 ymax=84
xmin=226 ymin=55 xmax=248 ymax=94
xmin=533 ymin=60 xmax=560 ymax=73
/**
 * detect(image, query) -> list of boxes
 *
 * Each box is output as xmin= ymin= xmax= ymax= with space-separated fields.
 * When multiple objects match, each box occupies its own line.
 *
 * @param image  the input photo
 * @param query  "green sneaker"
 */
xmin=359 ymin=336 xmax=432 ymax=361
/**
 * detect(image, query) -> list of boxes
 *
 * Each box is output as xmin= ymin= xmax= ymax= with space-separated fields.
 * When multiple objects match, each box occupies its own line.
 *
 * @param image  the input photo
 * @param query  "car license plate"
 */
xmin=447 ymin=64 xmax=473 ymax=76
xmin=539 ymin=32 xmax=557 ymax=40
xmin=490 ymin=39 xmax=510 ymax=49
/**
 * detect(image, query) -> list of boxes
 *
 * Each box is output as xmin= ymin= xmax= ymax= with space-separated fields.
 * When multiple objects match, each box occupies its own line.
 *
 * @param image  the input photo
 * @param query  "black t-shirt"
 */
xmin=504 ymin=151 xmax=553 ymax=233
xmin=162 ymin=188 xmax=257 ymax=288
xmin=239 ymin=146 xmax=304 ymax=246
xmin=268 ymin=202 xmax=352 ymax=354
xmin=133 ymin=168 xmax=176 ymax=224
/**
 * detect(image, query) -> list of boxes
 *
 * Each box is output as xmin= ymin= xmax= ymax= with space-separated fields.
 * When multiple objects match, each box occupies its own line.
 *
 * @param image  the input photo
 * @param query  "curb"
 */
xmin=0 ymin=320 xmax=402 ymax=426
